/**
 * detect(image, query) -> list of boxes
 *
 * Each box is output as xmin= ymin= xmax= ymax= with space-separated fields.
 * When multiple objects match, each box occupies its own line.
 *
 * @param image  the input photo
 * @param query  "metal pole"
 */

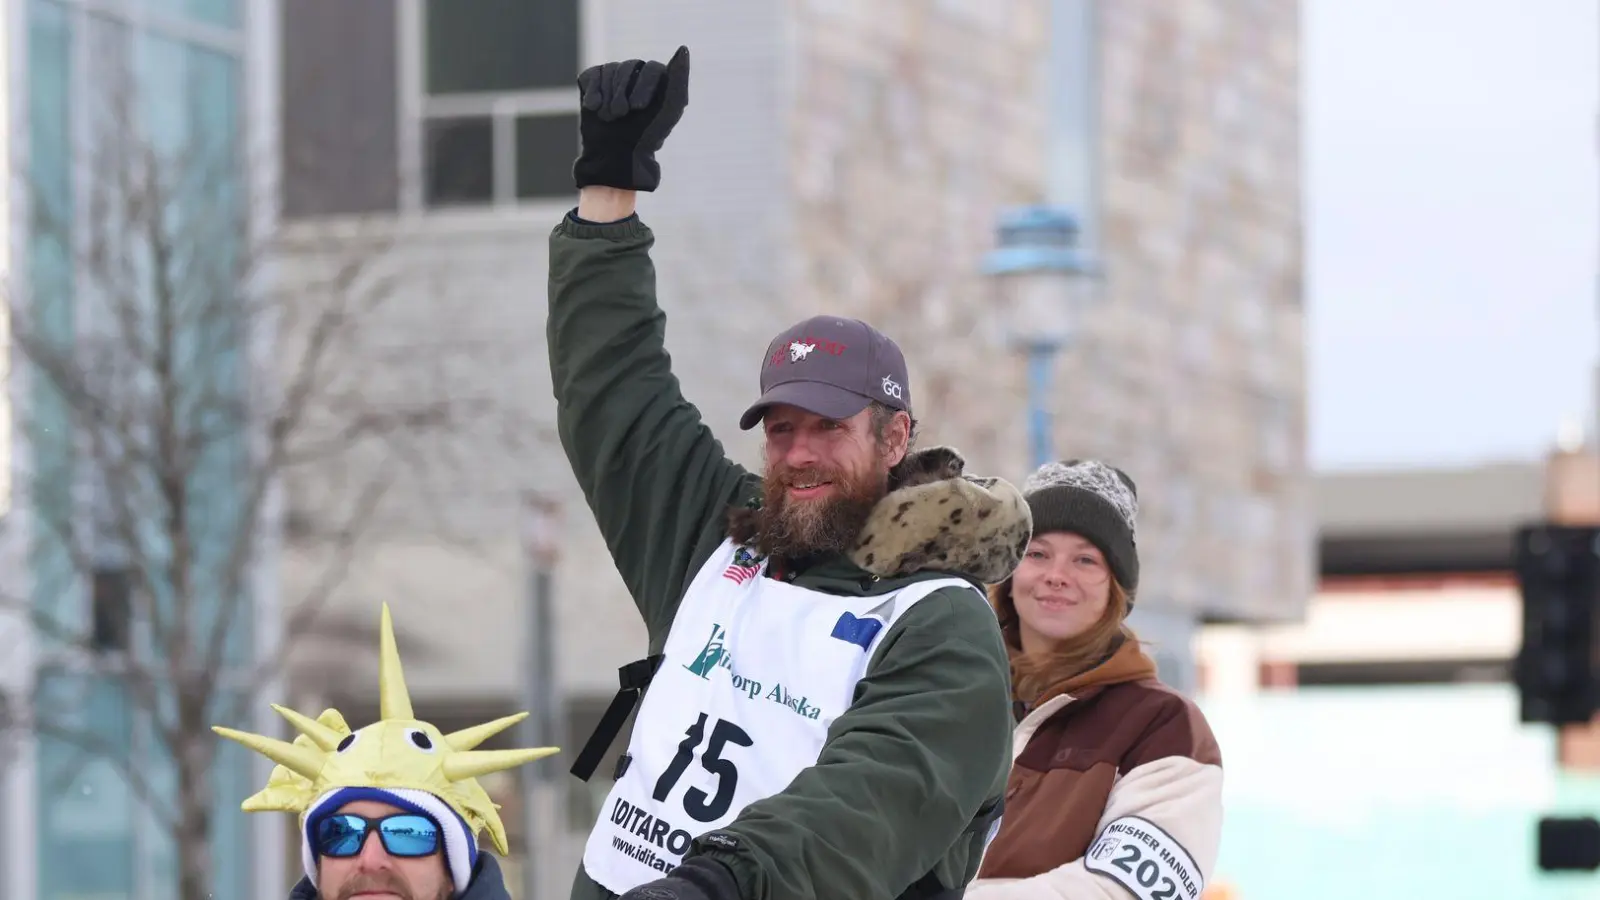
xmin=1027 ymin=345 xmax=1057 ymax=469
xmin=521 ymin=495 xmax=562 ymax=900
xmin=523 ymin=566 xmax=554 ymax=900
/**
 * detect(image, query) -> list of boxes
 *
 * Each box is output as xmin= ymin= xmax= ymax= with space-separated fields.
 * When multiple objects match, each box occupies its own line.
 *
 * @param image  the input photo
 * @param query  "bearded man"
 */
xmin=550 ymin=46 xmax=1033 ymax=900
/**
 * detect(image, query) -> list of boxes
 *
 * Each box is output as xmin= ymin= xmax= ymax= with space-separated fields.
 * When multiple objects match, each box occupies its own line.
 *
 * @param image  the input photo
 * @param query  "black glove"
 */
xmin=617 ymin=856 xmax=740 ymax=900
xmin=573 ymin=45 xmax=691 ymax=192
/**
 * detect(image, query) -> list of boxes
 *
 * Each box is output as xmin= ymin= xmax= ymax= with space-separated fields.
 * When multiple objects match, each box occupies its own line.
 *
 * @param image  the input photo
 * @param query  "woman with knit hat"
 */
xmin=966 ymin=460 xmax=1224 ymax=900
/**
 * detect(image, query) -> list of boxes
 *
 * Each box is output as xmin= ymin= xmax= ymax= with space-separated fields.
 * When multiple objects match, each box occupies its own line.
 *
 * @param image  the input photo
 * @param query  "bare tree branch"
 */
xmin=219 ymin=454 xmax=395 ymax=728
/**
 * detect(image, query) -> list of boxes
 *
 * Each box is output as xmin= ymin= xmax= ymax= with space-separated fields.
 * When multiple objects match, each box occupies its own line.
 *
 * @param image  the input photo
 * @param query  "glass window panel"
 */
xmin=81 ymin=14 xmax=134 ymax=168
xmin=146 ymin=690 xmax=253 ymax=899
xmin=208 ymin=729 xmax=254 ymax=900
xmin=137 ymin=30 xmax=187 ymax=161
xmin=280 ymin=0 xmax=400 ymax=217
xmin=27 ymin=1 xmax=72 ymax=228
xmin=424 ymin=116 xmax=494 ymax=206
xmin=172 ymin=41 xmax=253 ymax=672
xmin=144 ymin=692 xmax=179 ymax=900
xmin=425 ymin=0 xmax=578 ymax=94
xmin=136 ymin=31 xmax=240 ymax=182
xmin=123 ymin=35 xmax=251 ymax=672
xmin=27 ymin=0 xmax=80 ymax=641
xmin=515 ymin=114 xmax=578 ymax=201
xmin=34 ymin=672 xmax=136 ymax=898
xmin=91 ymin=567 xmax=134 ymax=653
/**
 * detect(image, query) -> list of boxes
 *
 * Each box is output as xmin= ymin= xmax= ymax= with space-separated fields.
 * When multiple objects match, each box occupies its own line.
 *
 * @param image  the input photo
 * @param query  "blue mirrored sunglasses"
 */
xmin=314 ymin=813 xmax=441 ymax=858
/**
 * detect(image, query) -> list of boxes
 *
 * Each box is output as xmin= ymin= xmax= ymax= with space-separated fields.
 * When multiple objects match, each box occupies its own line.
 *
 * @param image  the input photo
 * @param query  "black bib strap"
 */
xmin=569 ymin=654 xmax=664 ymax=782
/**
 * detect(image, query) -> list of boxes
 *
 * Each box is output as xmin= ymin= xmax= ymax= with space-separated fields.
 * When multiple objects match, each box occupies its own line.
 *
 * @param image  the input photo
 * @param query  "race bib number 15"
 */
xmin=1083 ymin=816 xmax=1204 ymax=900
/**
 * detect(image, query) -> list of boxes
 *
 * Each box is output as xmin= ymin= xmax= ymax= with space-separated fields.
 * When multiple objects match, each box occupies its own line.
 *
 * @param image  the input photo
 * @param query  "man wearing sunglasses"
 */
xmin=214 ymin=604 xmax=559 ymax=900
xmin=295 ymin=797 xmax=490 ymax=900
xmin=550 ymin=44 xmax=1026 ymax=900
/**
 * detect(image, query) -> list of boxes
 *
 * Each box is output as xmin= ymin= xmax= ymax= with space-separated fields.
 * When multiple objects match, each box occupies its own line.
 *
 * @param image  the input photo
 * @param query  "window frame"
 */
xmin=396 ymin=0 xmax=586 ymax=213
xmin=65 ymin=0 xmax=244 ymax=54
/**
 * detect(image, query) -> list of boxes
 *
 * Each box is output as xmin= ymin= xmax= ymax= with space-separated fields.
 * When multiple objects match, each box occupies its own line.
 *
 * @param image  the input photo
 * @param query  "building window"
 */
xmin=423 ymin=116 xmax=494 ymax=206
xmin=425 ymin=0 xmax=575 ymax=93
xmin=90 ymin=566 xmax=133 ymax=654
xmin=279 ymin=0 xmax=580 ymax=217
xmin=280 ymin=0 xmax=402 ymax=217
xmin=417 ymin=0 xmax=581 ymax=209
xmin=33 ymin=672 xmax=137 ymax=898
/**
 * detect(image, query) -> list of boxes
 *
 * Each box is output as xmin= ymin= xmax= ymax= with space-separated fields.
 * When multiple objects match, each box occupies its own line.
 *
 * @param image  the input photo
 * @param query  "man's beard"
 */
xmin=331 ymin=871 xmax=452 ymax=900
xmin=755 ymin=460 xmax=889 ymax=561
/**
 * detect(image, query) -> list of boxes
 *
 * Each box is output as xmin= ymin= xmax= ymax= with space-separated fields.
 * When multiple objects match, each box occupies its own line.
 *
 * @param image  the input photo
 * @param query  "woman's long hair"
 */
xmin=989 ymin=576 xmax=1137 ymax=705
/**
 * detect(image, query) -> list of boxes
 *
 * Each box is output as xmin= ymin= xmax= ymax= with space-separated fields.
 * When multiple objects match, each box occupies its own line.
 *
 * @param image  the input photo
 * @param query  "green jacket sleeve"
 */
xmin=547 ymin=214 xmax=759 ymax=644
xmin=690 ymin=586 xmax=1015 ymax=900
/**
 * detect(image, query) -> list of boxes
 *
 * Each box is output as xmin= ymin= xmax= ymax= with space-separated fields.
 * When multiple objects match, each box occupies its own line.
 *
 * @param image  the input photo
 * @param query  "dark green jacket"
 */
xmin=548 ymin=213 xmax=1029 ymax=900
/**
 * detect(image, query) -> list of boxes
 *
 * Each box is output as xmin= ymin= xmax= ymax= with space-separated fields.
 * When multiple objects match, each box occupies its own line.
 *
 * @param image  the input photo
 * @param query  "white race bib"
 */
xmin=581 ymin=539 xmax=979 ymax=893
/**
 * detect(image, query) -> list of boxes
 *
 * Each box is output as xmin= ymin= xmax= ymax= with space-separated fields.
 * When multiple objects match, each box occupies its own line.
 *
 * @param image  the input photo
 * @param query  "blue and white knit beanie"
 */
xmin=301 ymin=785 xmax=479 ymax=895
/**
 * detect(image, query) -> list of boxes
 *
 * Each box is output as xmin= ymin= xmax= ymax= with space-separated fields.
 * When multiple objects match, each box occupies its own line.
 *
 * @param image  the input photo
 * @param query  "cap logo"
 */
xmin=881 ymin=375 xmax=903 ymax=400
xmin=770 ymin=336 xmax=848 ymax=367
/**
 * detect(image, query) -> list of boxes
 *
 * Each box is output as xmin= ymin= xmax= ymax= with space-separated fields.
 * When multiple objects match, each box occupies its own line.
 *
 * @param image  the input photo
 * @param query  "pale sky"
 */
xmin=1307 ymin=0 xmax=1599 ymax=472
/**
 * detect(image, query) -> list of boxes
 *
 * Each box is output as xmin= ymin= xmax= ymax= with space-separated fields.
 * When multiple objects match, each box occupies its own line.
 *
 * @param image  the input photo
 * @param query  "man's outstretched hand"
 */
xmin=573 ymin=45 xmax=691 ymax=193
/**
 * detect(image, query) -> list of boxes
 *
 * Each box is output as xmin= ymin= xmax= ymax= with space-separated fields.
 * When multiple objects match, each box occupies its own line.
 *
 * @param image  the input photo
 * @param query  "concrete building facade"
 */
xmin=271 ymin=1 xmax=1308 ymax=892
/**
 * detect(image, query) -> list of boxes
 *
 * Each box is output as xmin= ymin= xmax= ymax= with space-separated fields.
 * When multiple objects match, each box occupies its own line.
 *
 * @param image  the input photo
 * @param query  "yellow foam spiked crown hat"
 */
xmin=213 ymin=603 xmax=559 ymax=856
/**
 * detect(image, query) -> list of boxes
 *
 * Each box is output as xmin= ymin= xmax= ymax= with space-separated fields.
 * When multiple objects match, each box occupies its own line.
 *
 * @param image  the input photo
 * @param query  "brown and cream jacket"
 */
xmin=967 ymin=641 xmax=1223 ymax=900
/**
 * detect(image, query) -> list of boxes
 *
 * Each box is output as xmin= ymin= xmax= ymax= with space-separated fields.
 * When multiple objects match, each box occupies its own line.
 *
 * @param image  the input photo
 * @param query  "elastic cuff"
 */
xmin=560 ymin=207 xmax=648 ymax=239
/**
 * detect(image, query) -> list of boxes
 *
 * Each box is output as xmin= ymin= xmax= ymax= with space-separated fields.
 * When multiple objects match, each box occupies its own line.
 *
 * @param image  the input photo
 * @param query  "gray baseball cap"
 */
xmin=739 ymin=315 xmax=912 ymax=430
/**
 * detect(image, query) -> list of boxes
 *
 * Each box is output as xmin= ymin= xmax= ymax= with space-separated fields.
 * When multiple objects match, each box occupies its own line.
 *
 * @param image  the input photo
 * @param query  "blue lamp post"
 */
xmin=982 ymin=205 xmax=1102 ymax=469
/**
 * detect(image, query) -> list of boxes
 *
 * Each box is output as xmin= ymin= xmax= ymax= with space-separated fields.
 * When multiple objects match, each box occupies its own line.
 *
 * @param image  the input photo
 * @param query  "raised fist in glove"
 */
xmin=573 ymin=45 xmax=691 ymax=192
xmin=617 ymin=857 xmax=740 ymax=900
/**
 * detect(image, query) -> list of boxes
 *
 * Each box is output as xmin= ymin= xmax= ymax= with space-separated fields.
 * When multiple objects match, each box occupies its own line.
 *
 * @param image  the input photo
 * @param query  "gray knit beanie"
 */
xmin=1020 ymin=459 xmax=1140 ymax=596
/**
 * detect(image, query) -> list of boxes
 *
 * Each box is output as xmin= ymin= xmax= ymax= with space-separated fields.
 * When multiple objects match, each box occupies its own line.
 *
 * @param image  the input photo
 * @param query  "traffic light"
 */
xmin=1513 ymin=524 xmax=1600 ymax=725
xmin=1539 ymin=816 xmax=1600 ymax=871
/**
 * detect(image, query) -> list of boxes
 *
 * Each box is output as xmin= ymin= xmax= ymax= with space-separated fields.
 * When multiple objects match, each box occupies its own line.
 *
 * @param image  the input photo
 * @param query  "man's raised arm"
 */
xmin=548 ymin=49 xmax=756 ymax=643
